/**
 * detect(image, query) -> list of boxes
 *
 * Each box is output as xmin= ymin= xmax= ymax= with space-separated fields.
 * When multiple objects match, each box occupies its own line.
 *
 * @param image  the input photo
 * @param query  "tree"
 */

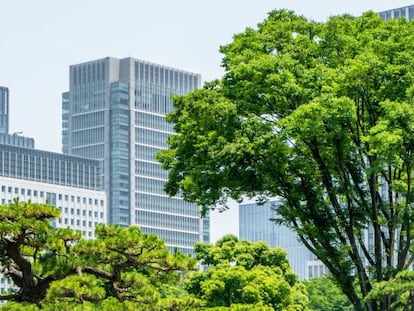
xmin=157 ymin=10 xmax=414 ymax=311
xmin=0 ymin=200 xmax=195 ymax=309
xmin=49 ymin=224 xmax=195 ymax=307
xmin=0 ymin=199 xmax=80 ymax=305
xmin=304 ymin=277 xmax=353 ymax=311
xmin=366 ymin=270 xmax=414 ymax=311
xmin=185 ymin=235 xmax=309 ymax=310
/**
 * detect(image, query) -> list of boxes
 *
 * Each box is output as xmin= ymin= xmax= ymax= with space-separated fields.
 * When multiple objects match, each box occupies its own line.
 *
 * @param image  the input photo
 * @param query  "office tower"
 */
xmin=0 ymin=87 xmax=9 ymax=134
xmin=378 ymin=5 xmax=414 ymax=20
xmin=239 ymin=201 xmax=327 ymax=279
xmin=63 ymin=57 xmax=207 ymax=254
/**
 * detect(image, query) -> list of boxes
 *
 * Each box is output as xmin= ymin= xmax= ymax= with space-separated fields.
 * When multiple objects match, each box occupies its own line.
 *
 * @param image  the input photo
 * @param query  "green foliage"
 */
xmin=366 ymin=270 xmax=414 ymax=310
xmin=186 ymin=235 xmax=309 ymax=310
xmin=157 ymin=9 xmax=414 ymax=311
xmin=0 ymin=199 xmax=78 ymax=304
xmin=0 ymin=201 xmax=306 ymax=311
xmin=304 ymin=277 xmax=353 ymax=311
xmin=0 ymin=200 xmax=195 ymax=309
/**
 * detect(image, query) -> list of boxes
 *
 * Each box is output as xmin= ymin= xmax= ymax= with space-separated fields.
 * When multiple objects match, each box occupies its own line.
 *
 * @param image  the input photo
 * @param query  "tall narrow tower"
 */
xmin=63 ymin=57 xmax=207 ymax=254
xmin=0 ymin=87 xmax=9 ymax=134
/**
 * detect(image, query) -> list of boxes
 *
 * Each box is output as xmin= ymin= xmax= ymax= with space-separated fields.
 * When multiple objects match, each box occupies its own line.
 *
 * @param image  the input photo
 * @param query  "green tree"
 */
xmin=157 ymin=10 xmax=414 ymax=311
xmin=0 ymin=199 xmax=80 ymax=305
xmin=0 ymin=200 xmax=195 ymax=309
xmin=44 ymin=224 xmax=195 ymax=309
xmin=304 ymin=277 xmax=353 ymax=311
xmin=366 ymin=270 xmax=414 ymax=311
xmin=185 ymin=235 xmax=309 ymax=310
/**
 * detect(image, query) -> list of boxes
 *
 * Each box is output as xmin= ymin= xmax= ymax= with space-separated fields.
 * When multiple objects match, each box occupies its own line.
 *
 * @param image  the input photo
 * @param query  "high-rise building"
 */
xmin=0 ymin=87 xmax=9 ymax=135
xmin=378 ymin=4 xmax=414 ymax=21
xmin=239 ymin=201 xmax=328 ymax=279
xmin=62 ymin=57 xmax=207 ymax=254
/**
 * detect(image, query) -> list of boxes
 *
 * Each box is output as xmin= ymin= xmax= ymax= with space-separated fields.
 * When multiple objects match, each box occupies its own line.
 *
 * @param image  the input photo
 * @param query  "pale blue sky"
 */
xmin=1 ymin=1 xmax=413 ymax=241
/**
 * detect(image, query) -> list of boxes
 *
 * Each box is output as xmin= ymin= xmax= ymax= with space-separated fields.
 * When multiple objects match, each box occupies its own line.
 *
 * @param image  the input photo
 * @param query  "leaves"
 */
xmin=158 ymin=9 xmax=414 ymax=311
xmin=186 ymin=236 xmax=308 ymax=310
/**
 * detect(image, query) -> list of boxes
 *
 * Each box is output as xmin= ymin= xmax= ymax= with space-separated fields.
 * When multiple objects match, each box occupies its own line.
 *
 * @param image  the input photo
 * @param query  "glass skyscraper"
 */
xmin=62 ymin=57 xmax=207 ymax=254
xmin=239 ymin=201 xmax=327 ymax=279
xmin=0 ymin=87 xmax=9 ymax=135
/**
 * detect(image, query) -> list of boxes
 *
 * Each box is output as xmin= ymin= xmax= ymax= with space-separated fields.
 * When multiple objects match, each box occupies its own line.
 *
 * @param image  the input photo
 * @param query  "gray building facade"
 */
xmin=0 ymin=143 xmax=102 ymax=190
xmin=378 ymin=5 xmax=414 ymax=21
xmin=62 ymin=57 xmax=207 ymax=254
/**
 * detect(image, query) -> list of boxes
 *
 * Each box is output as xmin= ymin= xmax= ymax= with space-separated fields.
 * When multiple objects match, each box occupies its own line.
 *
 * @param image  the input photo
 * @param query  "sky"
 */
xmin=1 ymin=0 xmax=413 ymax=242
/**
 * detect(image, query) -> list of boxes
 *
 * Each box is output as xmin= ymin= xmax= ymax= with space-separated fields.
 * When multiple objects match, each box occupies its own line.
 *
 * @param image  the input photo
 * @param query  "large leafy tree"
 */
xmin=157 ymin=10 xmax=414 ymax=311
xmin=185 ymin=235 xmax=309 ymax=310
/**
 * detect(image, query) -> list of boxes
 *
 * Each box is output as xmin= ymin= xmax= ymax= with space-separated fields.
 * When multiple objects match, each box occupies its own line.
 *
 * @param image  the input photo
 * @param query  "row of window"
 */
xmin=72 ymin=127 xmax=105 ymax=146
xmin=0 ymin=134 xmax=34 ymax=148
xmin=58 ymin=217 xmax=102 ymax=229
xmin=378 ymin=6 xmax=414 ymax=21
xmin=71 ymin=145 xmax=105 ymax=159
xmin=136 ymin=209 xmax=200 ymax=232
xmin=0 ymin=186 xmax=104 ymax=207
xmin=134 ymin=61 xmax=200 ymax=92
xmin=72 ymin=111 xmax=105 ymax=130
xmin=135 ymin=160 xmax=167 ymax=180
xmin=135 ymin=144 xmax=162 ymax=161
xmin=0 ymin=148 xmax=101 ymax=190
xmin=60 ymin=206 xmax=104 ymax=218
xmin=135 ymin=177 xmax=166 ymax=194
xmin=135 ymin=193 xmax=200 ymax=217
xmin=134 ymin=84 xmax=175 ymax=114
xmin=72 ymin=60 xmax=106 ymax=85
xmin=135 ymin=128 xmax=169 ymax=148
xmin=71 ymin=86 xmax=106 ymax=113
xmin=141 ymin=226 xmax=200 ymax=248
xmin=135 ymin=111 xmax=173 ymax=133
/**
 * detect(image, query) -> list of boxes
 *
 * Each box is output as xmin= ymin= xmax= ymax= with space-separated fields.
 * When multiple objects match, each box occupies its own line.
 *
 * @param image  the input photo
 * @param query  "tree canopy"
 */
xmin=0 ymin=200 xmax=195 ymax=310
xmin=0 ymin=200 xmax=311 ymax=310
xmin=157 ymin=10 xmax=414 ymax=311
xmin=185 ymin=235 xmax=308 ymax=310
xmin=304 ymin=277 xmax=353 ymax=311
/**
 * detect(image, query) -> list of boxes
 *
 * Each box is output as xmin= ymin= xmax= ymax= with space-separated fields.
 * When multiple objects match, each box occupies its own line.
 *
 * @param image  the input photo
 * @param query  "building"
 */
xmin=0 ymin=87 xmax=9 ymax=135
xmin=378 ymin=5 xmax=414 ymax=21
xmin=239 ymin=201 xmax=328 ymax=279
xmin=0 ymin=143 xmax=106 ymax=238
xmin=62 ymin=57 xmax=207 ymax=254
xmin=0 ymin=87 xmax=107 ymax=238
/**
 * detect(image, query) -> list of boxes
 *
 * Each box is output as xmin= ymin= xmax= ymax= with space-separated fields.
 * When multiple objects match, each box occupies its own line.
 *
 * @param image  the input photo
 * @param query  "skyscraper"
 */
xmin=0 ymin=87 xmax=9 ymax=134
xmin=239 ymin=201 xmax=327 ymax=279
xmin=62 ymin=57 xmax=207 ymax=254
